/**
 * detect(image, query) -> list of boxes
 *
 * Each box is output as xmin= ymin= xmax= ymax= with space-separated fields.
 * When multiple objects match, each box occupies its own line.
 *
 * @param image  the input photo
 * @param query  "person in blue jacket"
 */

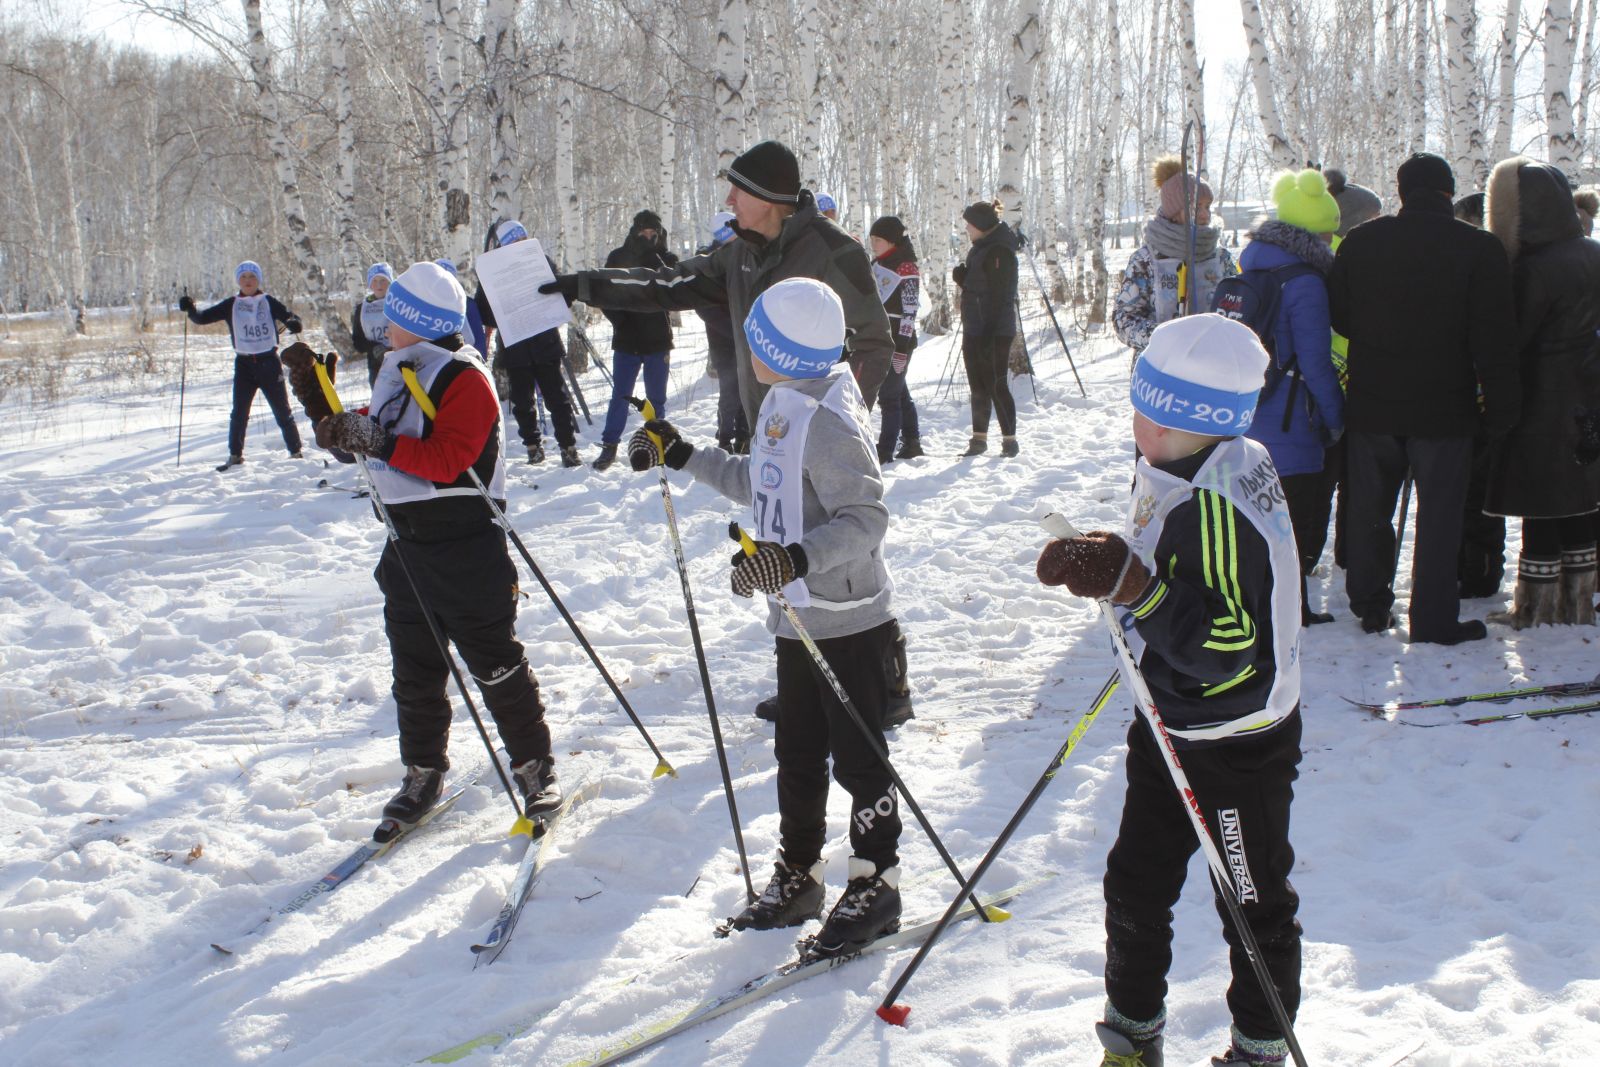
xmin=1243 ymin=170 xmax=1345 ymax=625
xmin=178 ymin=260 xmax=305 ymax=471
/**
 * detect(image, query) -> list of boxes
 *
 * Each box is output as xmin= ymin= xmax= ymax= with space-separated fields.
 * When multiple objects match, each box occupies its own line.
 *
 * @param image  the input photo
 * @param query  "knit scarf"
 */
xmin=1144 ymin=215 xmax=1221 ymax=260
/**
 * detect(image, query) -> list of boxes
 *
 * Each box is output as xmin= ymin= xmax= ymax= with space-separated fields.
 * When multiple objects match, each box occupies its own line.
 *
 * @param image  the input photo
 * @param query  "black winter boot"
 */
xmin=894 ymin=437 xmax=925 ymax=459
xmin=960 ymin=434 xmax=988 ymax=457
xmin=727 ymin=858 xmax=826 ymax=932
xmin=810 ymin=857 xmax=901 ymax=957
xmin=592 ymin=443 xmax=619 ymax=471
xmin=1000 ymin=435 xmax=1020 ymax=457
xmin=512 ymin=757 xmax=562 ymax=816
xmin=755 ymin=695 xmax=779 ymax=722
xmin=382 ymin=765 xmax=443 ymax=825
xmin=216 ymin=454 xmax=244 ymax=472
xmin=1095 ymin=1021 xmax=1164 ymax=1066
xmin=527 ymin=442 xmax=546 ymax=465
xmin=560 ymin=445 xmax=582 ymax=468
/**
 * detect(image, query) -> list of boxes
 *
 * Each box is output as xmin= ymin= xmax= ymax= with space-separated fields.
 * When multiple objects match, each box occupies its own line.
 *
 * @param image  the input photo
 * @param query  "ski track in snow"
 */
xmin=2 ymin=300 xmax=1598 ymax=1067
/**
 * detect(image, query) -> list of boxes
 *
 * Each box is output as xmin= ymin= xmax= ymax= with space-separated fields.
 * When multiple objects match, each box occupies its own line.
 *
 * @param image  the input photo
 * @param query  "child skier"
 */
xmin=350 ymin=261 xmax=393 ymax=385
xmin=629 ymin=278 xmax=903 ymax=957
xmin=1036 ymin=314 xmax=1304 ymax=1067
xmin=284 ymin=262 xmax=561 ymax=828
xmin=178 ymin=260 xmax=305 ymax=470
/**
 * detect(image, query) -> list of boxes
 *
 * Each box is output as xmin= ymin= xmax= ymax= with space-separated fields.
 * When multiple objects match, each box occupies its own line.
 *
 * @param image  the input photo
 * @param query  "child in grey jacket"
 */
xmin=628 ymin=278 xmax=904 ymax=957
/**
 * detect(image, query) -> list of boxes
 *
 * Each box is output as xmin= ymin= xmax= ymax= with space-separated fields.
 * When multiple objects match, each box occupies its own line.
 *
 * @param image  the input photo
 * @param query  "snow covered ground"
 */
xmin=2 ymin=296 xmax=1598 ymax=1067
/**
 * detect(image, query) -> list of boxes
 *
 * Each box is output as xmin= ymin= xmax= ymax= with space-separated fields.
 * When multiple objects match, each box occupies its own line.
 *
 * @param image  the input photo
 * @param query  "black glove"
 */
xmin=284 ymin=315 xmax=304 ymax=334
xmin=628 ymin=418 xmax=692 ymax=471
xmin=730 ymin=541 xmax=808 ymax=598
xmin=178 ymin=295 xmax=196 ymax=314
xmin=952 ymin=264 xmax=967 ymax=288
xmin=538 ymin=275 xmax=580 ymax=306
xmin=314 ymin=412 xmax=396 ymax=460
xmin=1577 ymin=409 xmax=1600 ymax=466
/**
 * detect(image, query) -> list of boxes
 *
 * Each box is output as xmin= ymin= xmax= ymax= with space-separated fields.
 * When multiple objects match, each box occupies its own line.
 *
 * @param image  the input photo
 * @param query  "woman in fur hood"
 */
xmin=1113 ymin=155 xmax=1238 ymax=361
xmin=1483 ymin=157 xmax=1600 ymax=628
xmin=1242 ymin=168 xmax=1346 ymax=625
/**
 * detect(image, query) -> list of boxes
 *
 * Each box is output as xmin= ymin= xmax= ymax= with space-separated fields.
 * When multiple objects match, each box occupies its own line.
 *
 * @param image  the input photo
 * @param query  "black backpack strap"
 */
xmin=1261 ymin=263 xmax=1323 ymax=432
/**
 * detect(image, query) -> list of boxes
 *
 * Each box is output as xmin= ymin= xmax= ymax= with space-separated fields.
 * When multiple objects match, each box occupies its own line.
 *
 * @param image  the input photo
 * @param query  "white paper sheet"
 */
xmin=474 ymin=238 xmax=571 ymax=346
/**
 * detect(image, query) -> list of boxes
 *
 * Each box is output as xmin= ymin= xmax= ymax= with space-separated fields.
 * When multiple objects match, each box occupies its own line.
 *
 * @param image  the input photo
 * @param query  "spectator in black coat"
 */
xmin=695 ymin=211 xmax=750 ymax=453
xmin=953 ymin=199 xmax=1020 ymax=458
xmin=594 ymin=210 xmax=679 ymax=471
xmin=1328 ymin=152 xmax=1520 ymax=644
xmin=1482 ymin=157 xmax=1600 ymax=627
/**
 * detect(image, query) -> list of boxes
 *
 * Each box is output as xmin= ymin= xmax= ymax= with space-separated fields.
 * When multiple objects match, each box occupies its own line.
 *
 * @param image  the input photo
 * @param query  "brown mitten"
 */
xmin=280 ymin=342 xmax=335 ymax=422
xmin=1036 ymin=531 xmax=1152 ymax=604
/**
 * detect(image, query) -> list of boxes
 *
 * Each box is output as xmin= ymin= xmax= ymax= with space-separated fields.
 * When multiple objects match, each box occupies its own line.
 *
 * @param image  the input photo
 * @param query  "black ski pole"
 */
xmin=468 ymin=467 xmax=676 ymax=779
xmin=571 ymin=321 xmax=615 ymax=386
xmin=1016 ymin=230 xmax=1085 ymax=397
xmin=633 ymin=398 xmax=755 ymax=902
xmin=937 ymin=319 xmax=964 ymax=403
xmin=1041 ymin=513 xmax=1311 ymax=1067
xmin=1013 ymin=295 xmax=1039 ymax=403
xmin=877 ymin=670 xmax=1120 ymax=1024
xmin=308 ymin=356 xmax=533 ymax=837
xmin=563 ymin=356 xmax=593 ymax=426
xmin=731 ymin=525 xmax=994 ymax=921
xmin=177 ymin=286 xmax=189 ymax=466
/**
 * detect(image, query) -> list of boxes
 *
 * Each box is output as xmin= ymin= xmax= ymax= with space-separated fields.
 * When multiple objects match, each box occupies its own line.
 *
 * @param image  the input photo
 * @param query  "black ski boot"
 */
xmin=512 ymin=757 xmax=562 ymax=817
xmin=1095 ymin=1022 xmax=1164 ymax=1066
xmin=809 ymin=858 xmax=901 ymax=958
xmin=381 ymin=766 xmax=443 ymax=826
xmin=725 ymin=858 xmax=825 ymax=933
xmin=216 ymin=454 xmax=244 ymax=472
xmin=527 ymin=442 xmax=546 ymax=465
xmin=884 ymin=622 xmax=914 ymax=729
xmin=1000 ymin=436 xmax=1020 ymax=457
xmin=592 ymin=444 xmax=619 ymax=471
xmin=894 ymin=437 xmax=925 ymax=460
xmin=560 ymin=445 xmax=582 ymax=468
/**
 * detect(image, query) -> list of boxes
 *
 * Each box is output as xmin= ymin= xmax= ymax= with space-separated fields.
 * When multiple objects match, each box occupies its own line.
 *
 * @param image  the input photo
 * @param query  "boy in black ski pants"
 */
xmin=179 ymin=260 xmax=305 ymax=469
xmin=1038 ymin=314 xmax=1304 ymax=1067
xmin=629 ymin=278 xmax=903 ymax=958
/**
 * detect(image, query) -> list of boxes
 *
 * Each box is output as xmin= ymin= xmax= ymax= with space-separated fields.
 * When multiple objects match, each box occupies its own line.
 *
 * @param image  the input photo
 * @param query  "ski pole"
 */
xmin=571 ymin=321 xmax=615 ymax=386
xmin=877 ymin=670 xmax=1120 ymax=1025
xmin=1393 ymin=471 xmax=1413 ymax=576
xmin=729 ymin=524 xmax=995 ymax=922
xmin=310 ymin=356 xmax=535 ymax=838
xmin=1040 ymin=513 xmax=1310 ymax=1067
xmin=632 ymin=397 xmax=754 ymax=903
xmin=1011 ymin=230 xmax=1088 ymax=396
xmin=177 ymin=286 xmax=189 ymax=466
xmin=935 ymin=320 xmax=963 ymax=403
xmin=464 ymin=465 xmax=675 ymax=780
xmin=563 ymin=357 xmax=593 ymax=426
xmin=1013 ymin=295 xmax=1039 ymax=403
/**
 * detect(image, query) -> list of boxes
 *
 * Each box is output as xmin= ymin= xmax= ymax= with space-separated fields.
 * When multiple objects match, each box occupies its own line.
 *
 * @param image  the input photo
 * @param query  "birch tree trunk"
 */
xmin=59 ymin=123 xmax=89 ymax=334
xmin=798 ymin=0 xmax=824 ymax=167
xmin=555 ymin=0 xmax=577 ymax=263
xmin=240 ymin=0 xmax=348 ymax=353
xmin=1412 ymin=0 xmax=1429 ymax=148
xmin=1240 ymin=0 xmax=1298 ymax=168
xmin=1178 ymin=0 xmax=1206 ymax=138
xmin=997 ymin=0 xmax=1042 ymax=221
xmin=1547 ymin=0 xmax=1580 ymax=174
xmin=1037 ymin=72 xmax=1068 ymax=303
xmin=484 ymin=0 xmax=523 ymax=224
xmin=1494 ymin=0 xmax=1521 ymax=161
xmin=324 ymin=0 xmax=359 ymax=294
xmin=658 ymin=107 xmax=676 ymax=238
xmin=925 ymin=0 xmax=964 ymax=333
xmin=714 ymin=0 xmax=747 ymax=170
xmin=430 ymin=0 xmax=471 ymax=267
xmin=1444 ymin=0 xmax=1485 ymax=186
xmin=134 ymin=87 xmax=160 ymax=333
xmin=1089 ymin=0 xmax=1122 ymax=328
xmin=1574 ymin=0 xmax=1598 ymax=146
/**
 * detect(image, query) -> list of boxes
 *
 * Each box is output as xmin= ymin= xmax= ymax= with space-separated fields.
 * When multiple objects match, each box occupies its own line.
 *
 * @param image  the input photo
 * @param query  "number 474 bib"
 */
xmin=747 ymin=370 xmax=874 ymax=608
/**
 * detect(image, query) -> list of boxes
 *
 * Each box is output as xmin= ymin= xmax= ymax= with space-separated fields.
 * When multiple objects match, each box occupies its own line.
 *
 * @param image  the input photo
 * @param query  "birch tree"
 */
xmin=1240 ymin=0 xmax=1298 ymax=168
xmin=555 ymin=0 xmax=577 ymax=263
xmin=997 ymin=0 xmax=1042 ymax=220
xmin=925 ymin=0 xmax=965 ymax=332
xmin=1547 ymin=0 xmax=1581 ymax=173
xmin=484 ymin=0 xmax=522 ymax=224
xmin=714 ymin=0 xmax=747 ymax=170
xmin=1089 ymin=0 xmax=1122 ymax=328
xmin=1493 ymin=0 xmax=1522 ymax=161
xmin=324 ymin=0 xmax=358 ymax=293
xmin=1444 ymin=0 xmax=1487 ymax=188
xmin=1178 ymin=0 xmax=1206 ymax=139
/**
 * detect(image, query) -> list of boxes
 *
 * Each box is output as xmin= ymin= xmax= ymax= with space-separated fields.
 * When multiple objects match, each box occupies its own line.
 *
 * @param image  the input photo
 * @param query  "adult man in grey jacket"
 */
xmin=629 ymin=278 xmax=903 ymax=959
xmin=540 ymin=140 xmax=894 ymax=422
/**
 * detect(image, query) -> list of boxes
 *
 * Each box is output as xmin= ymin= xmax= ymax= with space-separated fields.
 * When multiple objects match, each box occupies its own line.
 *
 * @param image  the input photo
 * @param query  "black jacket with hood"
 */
xmin=1483 ymin=157 xmax=1600 ymax=518
xmin=602 ymin=221 xmax=679 ymax=354
xmin=955 ymin=222 xmax=1019 ymax=338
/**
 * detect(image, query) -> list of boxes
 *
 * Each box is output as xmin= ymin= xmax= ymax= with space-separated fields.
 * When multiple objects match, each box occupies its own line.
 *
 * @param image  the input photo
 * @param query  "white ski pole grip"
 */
xmin=1039 ymin=512 xmax=1082 ymax=540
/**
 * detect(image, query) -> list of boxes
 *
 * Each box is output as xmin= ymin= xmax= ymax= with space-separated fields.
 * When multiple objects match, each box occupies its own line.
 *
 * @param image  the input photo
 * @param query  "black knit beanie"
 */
xmin=963 ymin=200 xmax=1001 ymax=231
xmin=721 ymin=141 xmax=801 ymax=204
xmin=1397 ymin=152 xmax=1455 ymax=201
xmin=869 ymin=216 xmax=907 ymax=242
xmin=632 ymin=210 xmax=663 ymax=231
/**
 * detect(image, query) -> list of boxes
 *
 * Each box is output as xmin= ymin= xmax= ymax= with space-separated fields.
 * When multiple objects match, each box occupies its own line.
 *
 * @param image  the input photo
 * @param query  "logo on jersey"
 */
xmin=760 ymin=461 xmax=783 ymax=490
xmin=1218 ymin=808 xmax=1259 ymax=903
xmin=1132 ymin=493 xmax=1158 ymax=536
xmin=764 ymin=413 xmax=790 ymax=441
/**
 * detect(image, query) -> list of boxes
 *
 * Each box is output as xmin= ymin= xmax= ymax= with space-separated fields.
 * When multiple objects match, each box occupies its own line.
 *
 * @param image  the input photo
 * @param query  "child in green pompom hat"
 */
xmin=1272 ymin=168 xmax=1341 ymax=235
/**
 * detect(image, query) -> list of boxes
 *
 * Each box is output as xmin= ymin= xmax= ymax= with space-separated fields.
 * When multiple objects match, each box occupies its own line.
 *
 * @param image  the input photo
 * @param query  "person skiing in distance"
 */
xmin=474 ymin=219 xmax=584 ymax=468
xmin=178 ymin=260 xmax=305 ymax=470
xmin=815 ymin=192 xmax=839 ymax=222
xmin=351 ymin=262 xmax=394 ymax=386
xmin=952 ymin=199 xmax=1021 ymax=457
xmin=1239 ymin=169 xmax=1345 ymax=626
xmin=1037 ymin=314 xmax=1303 ymax=1067
xmin=629 ymin=278 xmax=903 ymax=957
xmin=594 ymin=210 xmax=679 ymax=471
xmin=1482 ymin=157 xmax=1600 ymax=627
xmin=869 ymin=215 xmax=924 ymax=463
xmin=535 ymin=139 xmax=894 ymax=429
xmin=434 ymin=259 xmax=487 ymax=355
xmin=696 ymin=211 xmax=751 ymax=453
xmin=291 ymin=261 xmax=562 ymax=825
xmin=1114 ymin=156 xmax=1239 ymax=363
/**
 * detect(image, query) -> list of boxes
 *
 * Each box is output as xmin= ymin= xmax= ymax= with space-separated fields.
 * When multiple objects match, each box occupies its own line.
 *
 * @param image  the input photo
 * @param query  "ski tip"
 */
xmin=508 ymin=815 xmax=536 ymax=838
xmin=209 ymin=942 xmax=234 ymax=956
xmin=983 ymin=905 xmax=1013 ymax=922
xmin=653 ymin=760 xmax=677 ymax=780
xmin=877 ymin=1003 xmax=911 ymax=1027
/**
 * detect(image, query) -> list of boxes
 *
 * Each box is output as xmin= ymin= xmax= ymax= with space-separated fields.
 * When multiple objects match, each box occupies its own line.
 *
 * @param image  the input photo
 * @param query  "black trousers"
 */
xmin=375 ymin=527 xmax=552 ymax=772
xmin=774 ymin=619 xmax=901 ymax=872
xmin=962 ymin=333 xmax=1017 ymax=437
xmin=1522 ymin=515 xmax=1597 ymax=554
xmin=1458 ymin=432 xmax=1507 ymax=596
xmin=228 ymin=352 xmax=302 ymax=456
xmin=876 ymin=362 xmax=921 ymax=460
xmin=1104 ymin=715 xmax=1302 ymax=1041
xmin=1279 ymin=470 xmax=1335 ymax=618
xmin=1344 ymin=431 xmax=1472 ymax=640
xmin=506 ymin=360 xmax=578 ymax=449
xmin=707 ymin=335 xmax=749 ymax=445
